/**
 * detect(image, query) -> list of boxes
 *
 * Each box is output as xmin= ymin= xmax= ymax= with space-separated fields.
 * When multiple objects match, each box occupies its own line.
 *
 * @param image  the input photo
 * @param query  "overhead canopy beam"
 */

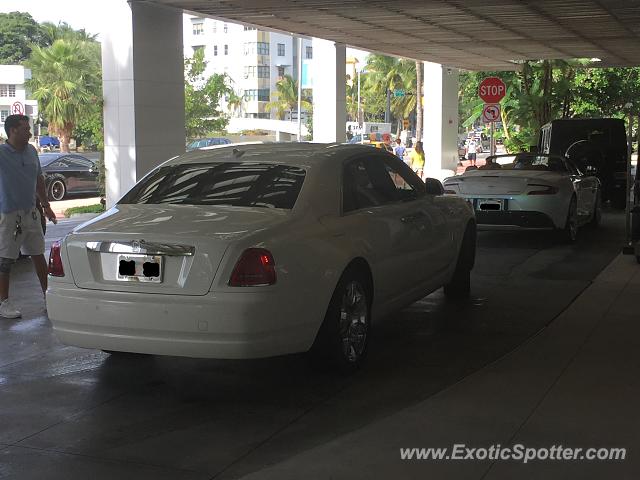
xmin=149 ymin=0 xmax=640 ymax=69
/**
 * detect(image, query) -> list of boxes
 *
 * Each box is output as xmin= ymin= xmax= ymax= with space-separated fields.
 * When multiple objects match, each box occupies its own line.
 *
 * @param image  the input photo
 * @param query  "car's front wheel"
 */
xmin=310 ymin=267 xmax=371 ymax=372
xmin=48 ymin=178 xmax=67 ymax=201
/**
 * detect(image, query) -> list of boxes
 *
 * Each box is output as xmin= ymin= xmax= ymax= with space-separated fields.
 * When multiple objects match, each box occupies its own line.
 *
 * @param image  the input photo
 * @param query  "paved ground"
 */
xmin=0 ymin=209 xmax=628 ymax=479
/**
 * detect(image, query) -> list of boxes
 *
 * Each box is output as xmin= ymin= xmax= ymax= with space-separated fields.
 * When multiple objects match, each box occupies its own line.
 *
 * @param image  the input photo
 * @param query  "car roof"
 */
xmin=165 ymin=142 xmax=386 ymax=169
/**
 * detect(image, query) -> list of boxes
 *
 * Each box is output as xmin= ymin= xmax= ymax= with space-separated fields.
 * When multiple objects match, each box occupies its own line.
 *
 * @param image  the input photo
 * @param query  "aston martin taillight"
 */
xmin=527 ymin=184 xmax=559 ymax=195
xmin=48 ymin=241 xmax=65 ymax=277
xmin=229 ymin=248 xmax=276 ymax=287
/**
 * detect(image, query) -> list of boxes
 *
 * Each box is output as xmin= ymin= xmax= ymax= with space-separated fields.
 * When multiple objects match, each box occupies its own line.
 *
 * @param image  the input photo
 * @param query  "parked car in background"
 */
xmin=39 ymin=153 xmax=100 ymax=201
xmin=348 ymin=133 xmax=383 ymax=144
xmin=538 ymin=118 xmax=627 ymax=209
xmin=38 ymin=136 xmax=60 ymax=151
xmin=47 ymin=143 xmax=476 ymax=371
xmin=443 ymin=153 xmax=601 ymax=242
xmin=186 ymin=137 xmax=232 ymax=151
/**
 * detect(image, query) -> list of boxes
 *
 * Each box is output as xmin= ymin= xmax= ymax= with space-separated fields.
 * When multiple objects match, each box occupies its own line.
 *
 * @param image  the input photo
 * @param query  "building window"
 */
xmin=306 ymin=46 xmax=313 ymax=59
xmin=0 ymin=110 xmax=8 ymax=122
xmin=192 ymin=23 xmax=204 ymax=35
xmin=224 ymin=45 xmax=228 ymax=55
xmin=257 ymin=42 xmax=269 ymax=55
xmin=213 ymin=45 xmax=218 ymax=56
xmin=223 ymin=23 xmax=228 ymax=33
xmin=277 ymin=43 xmax=285 ymax=56
xmin=243 ymin=89 xmax=270 ymax=101
xmin=244 ymin=26 xmax=256 ymax=31
xmin=0 ymin=85 xmax=16 ymax=97
xmin=192 ymin=45 xmax=205 ymax=54
xmin=257 ymin=66 xmax=270 ymax=79
xmin=277 ymin=66 xmax=285 ymax=78
xmin=244 ymin=66 xmax=255 ymax=78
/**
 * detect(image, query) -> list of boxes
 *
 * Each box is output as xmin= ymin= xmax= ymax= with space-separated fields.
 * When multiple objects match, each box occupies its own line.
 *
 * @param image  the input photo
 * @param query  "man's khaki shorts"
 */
xmin=0 ymin=208 xmax=45 ymax=259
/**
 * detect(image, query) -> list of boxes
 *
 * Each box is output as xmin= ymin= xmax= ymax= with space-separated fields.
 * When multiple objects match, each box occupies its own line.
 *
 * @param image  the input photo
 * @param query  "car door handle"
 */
xmin=401 ymin=211 xmax=426 ymax=223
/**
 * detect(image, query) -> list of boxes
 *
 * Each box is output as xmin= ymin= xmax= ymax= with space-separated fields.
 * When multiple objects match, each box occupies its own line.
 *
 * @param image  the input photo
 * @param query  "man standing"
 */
xmin=0 ymin=115 xmax=57 ymax=318
xmin=467 ymin=138 xmax=478 ymax=166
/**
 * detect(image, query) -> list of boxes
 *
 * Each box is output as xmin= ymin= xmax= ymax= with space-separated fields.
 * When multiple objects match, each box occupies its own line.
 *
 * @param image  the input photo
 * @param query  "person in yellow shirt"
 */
xmin=410 ymin=141 xmax=425 ymax=178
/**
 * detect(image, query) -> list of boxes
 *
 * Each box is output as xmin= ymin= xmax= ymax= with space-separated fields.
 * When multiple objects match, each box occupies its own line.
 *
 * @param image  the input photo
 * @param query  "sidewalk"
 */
xmin=240 ymin=254 xmax=640 ymax=479
xmin=50 ymin=196 xmax=101 ymax=218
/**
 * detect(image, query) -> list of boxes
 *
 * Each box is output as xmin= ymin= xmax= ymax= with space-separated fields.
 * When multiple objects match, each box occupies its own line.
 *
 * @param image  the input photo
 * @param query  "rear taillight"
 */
xmin=229 ymin=248 xmax=276 ymax=287
xmin=48 ymin=241 xmax=65 ymax=277
xmin=527 ymin=184 xmax=559 ymax=195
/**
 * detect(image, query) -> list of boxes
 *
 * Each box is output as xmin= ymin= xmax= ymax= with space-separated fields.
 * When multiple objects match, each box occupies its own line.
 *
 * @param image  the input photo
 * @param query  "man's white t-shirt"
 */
xmin=467 ymin=140 xmax=477 ymax=154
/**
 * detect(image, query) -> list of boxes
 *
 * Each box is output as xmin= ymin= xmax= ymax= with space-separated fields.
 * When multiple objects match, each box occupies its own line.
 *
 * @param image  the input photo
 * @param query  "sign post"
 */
xmin=478 ymin=77 xmax=506 ymax=157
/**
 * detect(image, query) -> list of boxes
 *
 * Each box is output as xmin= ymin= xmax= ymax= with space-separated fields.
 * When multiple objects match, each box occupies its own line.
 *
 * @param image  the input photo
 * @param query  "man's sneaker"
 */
xmin=0 ymin=299 xmax=22 ymax=319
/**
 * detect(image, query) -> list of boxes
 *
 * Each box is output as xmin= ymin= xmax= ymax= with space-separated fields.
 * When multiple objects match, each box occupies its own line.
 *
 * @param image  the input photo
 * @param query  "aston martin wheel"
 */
xmin=310 ymin=267 xmax=371 ymax=372
xmin=48 ymin=178 xmax=67 ymax=201
xmin=558 ymin=196 xmax=578 ymax=243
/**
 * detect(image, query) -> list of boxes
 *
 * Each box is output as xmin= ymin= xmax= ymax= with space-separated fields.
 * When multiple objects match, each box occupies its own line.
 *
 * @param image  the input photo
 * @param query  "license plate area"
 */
xmin=477 ymin=199 xmax=505 ymax=211
xmin=117 ymin=254 xmax=163 ymax=283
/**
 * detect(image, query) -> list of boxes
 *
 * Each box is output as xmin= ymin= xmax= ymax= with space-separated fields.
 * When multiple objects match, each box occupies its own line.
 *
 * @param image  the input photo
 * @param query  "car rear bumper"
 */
xmin=47 ymin=284 xmax=319 ymax=359
xmin=475 ymin=211 xmax=556 ymax=230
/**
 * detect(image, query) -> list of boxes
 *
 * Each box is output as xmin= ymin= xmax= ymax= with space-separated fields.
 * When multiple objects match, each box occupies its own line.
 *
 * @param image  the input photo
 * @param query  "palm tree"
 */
xmin=265 ymin=75 xmax=311 ymax=120
xmin=26 ymin=39 xmax=101 ymax=152
xmin=415 ymin=61 xmax=423 ymax=142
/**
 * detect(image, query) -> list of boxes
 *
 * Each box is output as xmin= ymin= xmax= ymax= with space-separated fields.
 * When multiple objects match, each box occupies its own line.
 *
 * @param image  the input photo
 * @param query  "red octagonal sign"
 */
xmin=478 ymin=77 xmax=506 ymax=104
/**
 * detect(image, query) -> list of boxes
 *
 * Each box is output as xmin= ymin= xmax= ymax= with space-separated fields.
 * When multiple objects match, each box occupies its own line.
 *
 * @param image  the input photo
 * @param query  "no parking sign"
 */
xmin=10 ymin=102 xmax=24 ymax=115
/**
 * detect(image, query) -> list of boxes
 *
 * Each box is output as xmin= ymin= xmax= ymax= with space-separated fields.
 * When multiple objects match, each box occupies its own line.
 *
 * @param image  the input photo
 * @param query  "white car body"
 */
xmin=443 ymin=154 xmax=601 ymax=232
xmin=47 ymin=144 xmax=474 ymax=360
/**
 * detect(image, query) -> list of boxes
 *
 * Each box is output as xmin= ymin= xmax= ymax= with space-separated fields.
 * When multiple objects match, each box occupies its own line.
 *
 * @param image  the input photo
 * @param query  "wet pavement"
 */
xmin=0 ymin=210 xmax=627 ymax=479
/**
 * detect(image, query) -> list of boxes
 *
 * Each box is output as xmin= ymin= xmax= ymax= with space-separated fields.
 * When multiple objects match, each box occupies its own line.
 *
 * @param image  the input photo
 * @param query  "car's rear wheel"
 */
xmin=48 ymin=178 xmax=66 ymax=201
xmin=444 ymin=223 xmax=476 ymax=300
xmin=558 ymin=196 xmax=578 ymax=243
xmin=310 ymin=267 xmax=371 ymax=372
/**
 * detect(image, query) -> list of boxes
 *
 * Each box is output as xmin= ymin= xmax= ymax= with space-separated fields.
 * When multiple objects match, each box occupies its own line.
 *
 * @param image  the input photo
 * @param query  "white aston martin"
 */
xmin=443 ymin=153 xmax=601 ymax=242
xmin=47 ymin=143 xmax=475 ymax=370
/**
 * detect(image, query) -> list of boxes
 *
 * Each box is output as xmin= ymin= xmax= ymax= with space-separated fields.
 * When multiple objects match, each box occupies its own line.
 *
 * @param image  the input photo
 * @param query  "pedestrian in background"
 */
xmin=467 ymin=138 xmax=478 ymax=166
xmin=410 ymin=141 xmax=425 ymax=179
xmin=0 ymin=115 xmax=57 ymax=319
xmin=393 ymin=138 xmax=406 ymax=161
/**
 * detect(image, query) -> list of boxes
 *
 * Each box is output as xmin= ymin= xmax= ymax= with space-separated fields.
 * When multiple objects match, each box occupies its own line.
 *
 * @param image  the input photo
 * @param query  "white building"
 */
xmin=0 ymin=65 xmax=38 ymax=139
xmin=184 ymin=16 xmax=313 ymax=120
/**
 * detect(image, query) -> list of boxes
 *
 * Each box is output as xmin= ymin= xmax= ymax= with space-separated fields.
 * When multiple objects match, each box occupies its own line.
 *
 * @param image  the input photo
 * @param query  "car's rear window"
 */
xmin=119 ymin=162 xmax=306 ymax=209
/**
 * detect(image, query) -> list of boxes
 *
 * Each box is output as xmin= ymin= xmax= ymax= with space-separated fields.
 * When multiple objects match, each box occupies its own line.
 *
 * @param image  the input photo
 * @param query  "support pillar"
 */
xmin=102 ymin=1 xmax=184 ymax=206
xmin=312 ymin=39 xmax=346 ymax=143
xmin=423 ymin=62 xmax=459 ymax=174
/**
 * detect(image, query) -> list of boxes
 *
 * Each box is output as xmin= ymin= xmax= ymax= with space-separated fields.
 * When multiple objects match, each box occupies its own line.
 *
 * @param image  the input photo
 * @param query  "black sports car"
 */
xmin=39 ymin=153 xmax=100 ymax=201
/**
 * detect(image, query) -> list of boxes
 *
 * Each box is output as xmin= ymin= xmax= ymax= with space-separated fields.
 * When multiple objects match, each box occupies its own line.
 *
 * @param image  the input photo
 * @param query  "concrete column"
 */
xmin=312 ymin=39 xmax=346 ymax=143
xmin=102 ymin=0 xmax=184 ymax=206
xmin=423 ymin=62 xmax=459 ymax=174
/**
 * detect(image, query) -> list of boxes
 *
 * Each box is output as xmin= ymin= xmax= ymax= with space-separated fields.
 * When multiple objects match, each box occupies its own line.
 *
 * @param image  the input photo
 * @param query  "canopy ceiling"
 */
xmin=150 ymin=0 xmax=640 ymax=70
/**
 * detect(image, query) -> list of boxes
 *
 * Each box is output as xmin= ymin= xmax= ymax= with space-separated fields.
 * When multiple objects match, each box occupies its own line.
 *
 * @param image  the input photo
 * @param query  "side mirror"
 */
xmin=424 ymin=178 xmax=444 ymax=195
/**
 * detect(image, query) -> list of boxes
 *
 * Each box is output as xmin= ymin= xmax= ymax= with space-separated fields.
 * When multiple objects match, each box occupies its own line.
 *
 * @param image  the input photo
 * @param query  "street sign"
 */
xmin=478 ymin=77 xmax=506 ymax=104
xmin=393 ymin=89 xmax=405 ymax=98
xmin=482 ymin=103 xmax=501 ymax=123
xmin=10 ymin=102 xmax=24 ymax=115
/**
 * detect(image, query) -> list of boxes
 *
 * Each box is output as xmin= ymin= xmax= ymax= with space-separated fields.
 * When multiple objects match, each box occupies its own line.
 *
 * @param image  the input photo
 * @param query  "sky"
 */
xmin=0 ymin=0 xmax=369 ymax=59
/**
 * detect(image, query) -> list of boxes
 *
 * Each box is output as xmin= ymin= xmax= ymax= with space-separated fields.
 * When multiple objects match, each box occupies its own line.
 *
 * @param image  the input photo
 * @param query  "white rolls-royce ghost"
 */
xmin=47 ymin=143 xmax=475 ymax=370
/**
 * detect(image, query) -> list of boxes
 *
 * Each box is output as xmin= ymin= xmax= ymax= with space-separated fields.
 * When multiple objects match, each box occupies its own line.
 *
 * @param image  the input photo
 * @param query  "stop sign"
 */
xmin=478 ymin=77 xmax=506 ymax=103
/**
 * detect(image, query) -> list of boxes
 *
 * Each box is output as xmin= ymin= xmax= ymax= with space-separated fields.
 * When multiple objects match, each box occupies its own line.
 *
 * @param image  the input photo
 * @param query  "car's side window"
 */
xmin=381 ymin=155 xmax=426 ymax=196
xmin=343 ymin=158 xmax=397 ymax=213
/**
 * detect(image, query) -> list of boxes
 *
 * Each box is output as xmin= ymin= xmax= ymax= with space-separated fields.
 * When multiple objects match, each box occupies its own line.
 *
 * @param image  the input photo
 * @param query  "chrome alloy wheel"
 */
xmin=50 ymin=180 xmax=66 ymax=201
xmin=338 ymin=281 xmax=368 ymax=363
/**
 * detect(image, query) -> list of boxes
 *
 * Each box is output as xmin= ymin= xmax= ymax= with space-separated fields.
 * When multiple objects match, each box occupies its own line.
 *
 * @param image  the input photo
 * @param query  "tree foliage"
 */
xmin=184 ymin=49 xmax=235 ymax=140
xmin=265 ymin=75 xmax=312 ymax=120
xmin=0 ymin=12 xmax=46 ymax=64
xmin=26 ymin=38 xmax=102 ymax=152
